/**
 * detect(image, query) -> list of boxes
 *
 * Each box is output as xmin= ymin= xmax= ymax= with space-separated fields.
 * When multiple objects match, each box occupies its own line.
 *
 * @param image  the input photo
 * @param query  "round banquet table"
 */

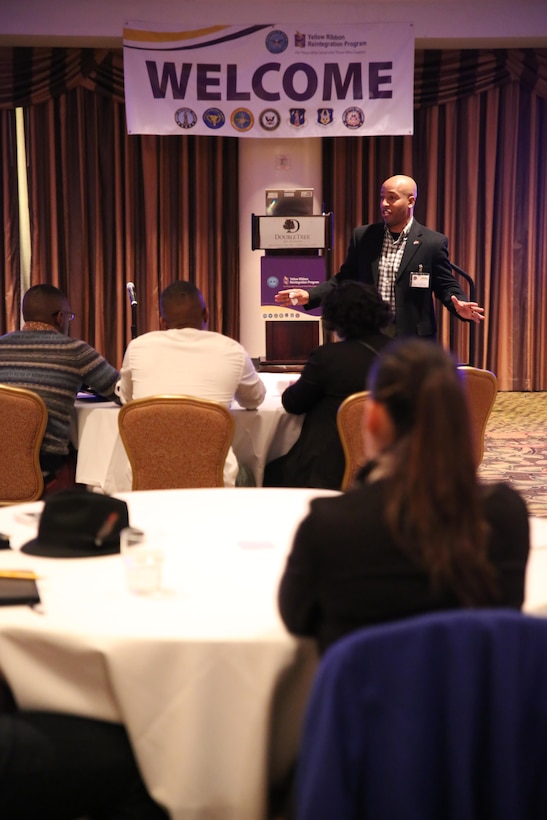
xmin=0 ymin=486 xmax=340 ymax=820
xmin=1 ymin=490 xmax=546 ymax=819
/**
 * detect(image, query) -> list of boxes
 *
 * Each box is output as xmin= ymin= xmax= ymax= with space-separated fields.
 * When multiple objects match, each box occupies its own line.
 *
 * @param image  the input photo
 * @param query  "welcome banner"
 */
xmin=123 ymin=22 xmax=415 ymax=138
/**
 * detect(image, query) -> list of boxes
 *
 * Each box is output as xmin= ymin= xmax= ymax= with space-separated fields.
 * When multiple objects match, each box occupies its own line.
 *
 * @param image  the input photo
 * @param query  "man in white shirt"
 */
xmin=117 ymin=281 xmax=266 ymax=486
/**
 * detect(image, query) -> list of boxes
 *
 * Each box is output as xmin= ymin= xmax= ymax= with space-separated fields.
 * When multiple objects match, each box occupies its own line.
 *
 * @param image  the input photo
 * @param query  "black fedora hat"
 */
xmin=21 ymin=489 xmax=129 ymax=558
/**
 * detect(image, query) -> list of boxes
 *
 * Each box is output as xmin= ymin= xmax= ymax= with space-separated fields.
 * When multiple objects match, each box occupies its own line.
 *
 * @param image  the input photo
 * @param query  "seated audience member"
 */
xmin=0 ymin=284 xmax=119 ymax=489
xmin=264 ymin=281 xmax=392 ymax=490
xmin=278 ymin=338 xmax=530 ymax=654
xmin=117 ymin=280 xmax=266 ymax=486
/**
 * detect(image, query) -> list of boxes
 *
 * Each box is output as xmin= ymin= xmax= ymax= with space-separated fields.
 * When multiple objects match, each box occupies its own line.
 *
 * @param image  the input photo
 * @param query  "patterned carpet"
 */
xmin=478 ymin=392 xmax=547 ymax=518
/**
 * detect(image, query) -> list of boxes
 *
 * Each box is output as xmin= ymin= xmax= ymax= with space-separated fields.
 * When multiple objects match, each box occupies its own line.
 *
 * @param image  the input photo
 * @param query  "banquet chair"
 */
xmin=336 ymin=391 xmax=370 ymax=491
xmin=296 ymin=609 xmax=547 ymax=820
xmin=458 ymin=365 xmax=498 ymax=465
xmin=0 ymin=384 xmax=47 ymax=505
xmin=118 ymin=395 xmax=235 ymax=490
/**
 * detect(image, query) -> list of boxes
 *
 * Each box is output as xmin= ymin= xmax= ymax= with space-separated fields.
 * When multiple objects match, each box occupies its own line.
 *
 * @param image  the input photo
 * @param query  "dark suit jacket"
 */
xmin=306 ymin=220 xmax=467 ymax=338
xmin=263 ymin=334 xmax=390 ymax=490
xmin=278 ymin=477 xmax=530 ymax=653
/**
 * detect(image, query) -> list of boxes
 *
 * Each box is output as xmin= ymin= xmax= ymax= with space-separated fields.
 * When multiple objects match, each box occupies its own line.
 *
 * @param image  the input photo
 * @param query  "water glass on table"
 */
xmin=120 ymin=527 xmax=164 ymax=595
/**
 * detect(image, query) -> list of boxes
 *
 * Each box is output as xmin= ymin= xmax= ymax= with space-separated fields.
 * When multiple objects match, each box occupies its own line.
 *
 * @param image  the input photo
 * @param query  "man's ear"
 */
xmin=201 ymin=306 xmax=209 ymax=327
xmin=52 ymin=310 xmax=64 ymax=331
xmin=159 ymin=316 xmax=168 ymax=330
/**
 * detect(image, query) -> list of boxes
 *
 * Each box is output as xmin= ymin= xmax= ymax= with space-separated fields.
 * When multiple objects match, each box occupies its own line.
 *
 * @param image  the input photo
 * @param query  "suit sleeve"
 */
xmin=281 ymin=347 xmax=326 ymax=414
xmin=278 ymin=512 xmax=322 ymax=638
xmin=305 ymin=227 xmax=363 ymax=310
xmin=431 ymin=235 xmax=468 ymax=315
xmin=483 ymin=483 xmax=530 ymax=608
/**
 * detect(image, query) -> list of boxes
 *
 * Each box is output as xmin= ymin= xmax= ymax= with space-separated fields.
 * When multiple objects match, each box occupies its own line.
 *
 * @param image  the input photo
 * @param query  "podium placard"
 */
xmin=252 ymin=214 xmax=332 ymax=251
xmin=260 ymin=256 xmax=325 ymax=319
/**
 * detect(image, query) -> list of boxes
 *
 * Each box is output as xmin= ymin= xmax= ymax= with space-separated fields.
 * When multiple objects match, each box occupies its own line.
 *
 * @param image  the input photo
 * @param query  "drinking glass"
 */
xmin=120 ymin=527 xmax=164 ymax=595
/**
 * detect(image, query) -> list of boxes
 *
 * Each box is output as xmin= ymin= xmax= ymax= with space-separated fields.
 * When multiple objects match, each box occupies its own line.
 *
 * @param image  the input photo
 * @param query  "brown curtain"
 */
xmin=0 ymin=47 xmax=239 ymax=368
xmin=323 ymin=49 xmax=547 ymax=390
xmin=0 ymin=105 xmax=20 ymax=332
xmin=2 ymin=47 xmax=546 ymax=387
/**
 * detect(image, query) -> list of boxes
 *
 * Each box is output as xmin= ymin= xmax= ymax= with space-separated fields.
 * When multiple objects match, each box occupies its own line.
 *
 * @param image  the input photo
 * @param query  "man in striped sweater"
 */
xmin=0 ymin=284 xmax=119 ymax=483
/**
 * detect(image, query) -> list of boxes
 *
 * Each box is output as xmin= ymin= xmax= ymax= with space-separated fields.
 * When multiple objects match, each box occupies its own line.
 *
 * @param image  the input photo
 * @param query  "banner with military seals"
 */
xmin=123 ymin=22 xmax=415 ymax=138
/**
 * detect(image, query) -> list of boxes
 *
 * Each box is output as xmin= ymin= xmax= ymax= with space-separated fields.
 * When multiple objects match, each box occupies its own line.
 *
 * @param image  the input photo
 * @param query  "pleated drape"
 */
xmin=0 ymin=48 xmax=239 ymax=368
xmin=0 ymin=106 xmax=20 ymax=331
xmin=1 ymin=47 xmax=546 ymax=387
xmin=322 ymin=49 xmax=547 ymax=389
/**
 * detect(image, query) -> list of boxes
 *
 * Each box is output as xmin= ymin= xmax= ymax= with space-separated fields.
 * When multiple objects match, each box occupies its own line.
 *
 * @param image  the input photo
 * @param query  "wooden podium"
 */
xmin=265 ymin=320 xmax=319 ymax=365
xmin=253 ymin=212 xmax=332 ymax=367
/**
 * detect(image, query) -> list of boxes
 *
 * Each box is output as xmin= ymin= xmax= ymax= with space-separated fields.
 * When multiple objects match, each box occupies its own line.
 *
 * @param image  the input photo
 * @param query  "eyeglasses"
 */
xmin=53 ymin=310 xmax=75 ymax=321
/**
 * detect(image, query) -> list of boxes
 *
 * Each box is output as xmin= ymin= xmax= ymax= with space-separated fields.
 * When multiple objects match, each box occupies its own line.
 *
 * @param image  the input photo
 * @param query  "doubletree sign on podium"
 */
xmin=252 ymin=213 xmax=332 ymax=252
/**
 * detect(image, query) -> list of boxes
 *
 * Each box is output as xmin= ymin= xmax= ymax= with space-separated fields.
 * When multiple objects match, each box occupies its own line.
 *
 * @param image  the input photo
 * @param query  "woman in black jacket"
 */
xmin=278 ymin=338 xmax=530 ymax=653
xmin=264 ymin=281 xmax=392 ymax=490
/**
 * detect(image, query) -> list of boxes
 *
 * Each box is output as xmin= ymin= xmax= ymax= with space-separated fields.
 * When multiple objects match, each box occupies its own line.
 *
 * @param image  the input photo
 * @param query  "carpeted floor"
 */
xmin=478 ymin=392 xmax=547 ymax=518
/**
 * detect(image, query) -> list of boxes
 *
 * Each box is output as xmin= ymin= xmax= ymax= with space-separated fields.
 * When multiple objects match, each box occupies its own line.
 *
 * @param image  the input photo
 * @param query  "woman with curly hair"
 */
xmin=264 ymin=281 xmax=392 ymax=489
xmin=278 ymin=338 xmax=530 ymax=653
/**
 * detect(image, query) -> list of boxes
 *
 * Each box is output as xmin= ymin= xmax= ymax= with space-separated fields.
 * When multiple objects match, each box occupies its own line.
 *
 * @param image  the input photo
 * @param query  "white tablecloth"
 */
xmin=521 ymin=516 xmax=547 ymax=614
xmin=1 ymin=494 xmax=545 ymax=818
xmin=73 ymin=373 xmax=303 ymax=492
xmin=0 ymin=487 xmax=339 ymax=820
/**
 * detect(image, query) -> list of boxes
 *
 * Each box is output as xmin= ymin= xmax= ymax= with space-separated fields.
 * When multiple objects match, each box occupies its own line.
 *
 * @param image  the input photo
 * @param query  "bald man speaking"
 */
xmin=275 ymin=174 xmax=484 ymax=340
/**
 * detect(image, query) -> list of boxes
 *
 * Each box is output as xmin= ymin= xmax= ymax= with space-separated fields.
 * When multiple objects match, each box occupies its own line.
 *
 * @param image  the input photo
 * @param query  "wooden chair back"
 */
xmin=0 ymin=384 xmax=47 ymax=505
xmin=336 ymin=391 xmax=370 ymax=492
xmin=118 ymin=395 xmax=235 ymax=490
xmin=458 ymin=366 xmax=498 ymax=466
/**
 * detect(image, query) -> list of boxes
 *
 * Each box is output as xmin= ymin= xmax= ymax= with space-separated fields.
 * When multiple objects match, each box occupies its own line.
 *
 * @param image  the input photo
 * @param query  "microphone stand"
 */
xmin=130 ymin=303 xmax=137 ymax=340
xmin=450 ymin=262 xmax=476 ymax=367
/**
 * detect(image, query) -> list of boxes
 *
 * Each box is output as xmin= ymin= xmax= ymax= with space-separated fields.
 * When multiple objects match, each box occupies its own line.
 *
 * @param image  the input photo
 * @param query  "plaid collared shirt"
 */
xmin=377 ymin=218 xmax=413 ymax=312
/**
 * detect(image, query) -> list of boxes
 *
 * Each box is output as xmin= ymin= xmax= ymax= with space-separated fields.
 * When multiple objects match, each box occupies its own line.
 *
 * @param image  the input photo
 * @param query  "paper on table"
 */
xmin=237 ymin=540 xmax=275 ymax=550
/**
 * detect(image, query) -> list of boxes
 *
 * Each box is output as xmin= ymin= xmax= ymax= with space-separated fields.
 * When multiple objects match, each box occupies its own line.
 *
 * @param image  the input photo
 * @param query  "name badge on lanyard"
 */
xmin=410 ymin=264 xmax=430 ymax=289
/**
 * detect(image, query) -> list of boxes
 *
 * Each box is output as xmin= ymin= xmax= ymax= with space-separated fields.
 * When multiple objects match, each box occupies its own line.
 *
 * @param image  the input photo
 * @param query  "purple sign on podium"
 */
xmin=260 ymin=256 xmax=325 ymax=319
